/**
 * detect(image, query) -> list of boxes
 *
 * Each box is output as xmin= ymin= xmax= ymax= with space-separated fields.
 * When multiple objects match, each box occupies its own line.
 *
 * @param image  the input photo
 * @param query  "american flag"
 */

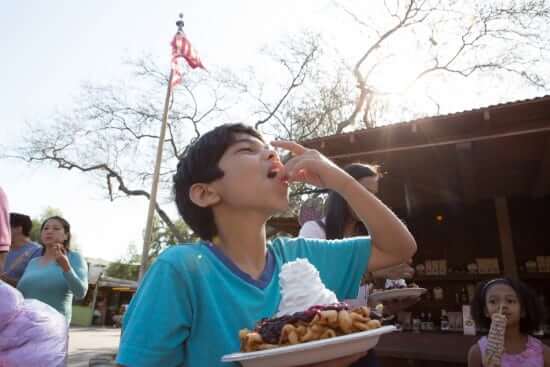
xmin=170 ymin=32 xmax=205 ymax=88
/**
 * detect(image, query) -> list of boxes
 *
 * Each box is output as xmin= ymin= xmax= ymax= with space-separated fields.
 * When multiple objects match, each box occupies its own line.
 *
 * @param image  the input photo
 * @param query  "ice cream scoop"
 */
xmin=276 ymin=258 xmax=338 ymax=316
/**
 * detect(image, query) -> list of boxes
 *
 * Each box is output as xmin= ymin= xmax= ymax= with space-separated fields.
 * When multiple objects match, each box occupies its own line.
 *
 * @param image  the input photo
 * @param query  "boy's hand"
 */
xmin=271 ymin=141 xmax=349 ymax=192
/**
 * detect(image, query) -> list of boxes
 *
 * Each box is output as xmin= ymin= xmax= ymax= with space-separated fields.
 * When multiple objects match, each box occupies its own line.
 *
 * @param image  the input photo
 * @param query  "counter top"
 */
xmin=376 ymin=331 xmax=550 ymax=363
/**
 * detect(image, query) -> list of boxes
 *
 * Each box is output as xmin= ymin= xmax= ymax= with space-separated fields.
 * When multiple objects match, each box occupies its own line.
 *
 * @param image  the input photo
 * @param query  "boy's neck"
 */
xmin=213 ymin=207 xmax=268 ymax=280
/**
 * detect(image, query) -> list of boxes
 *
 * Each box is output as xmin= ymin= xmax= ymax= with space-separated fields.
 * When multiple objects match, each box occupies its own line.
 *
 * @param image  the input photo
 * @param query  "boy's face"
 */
xmin=211 ymin=133 xmax=289 ymax=214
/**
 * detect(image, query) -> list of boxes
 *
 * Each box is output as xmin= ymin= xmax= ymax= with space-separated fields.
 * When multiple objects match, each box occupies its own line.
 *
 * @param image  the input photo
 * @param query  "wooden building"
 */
xmin=270 ymin=95 xmax=550 ymax=366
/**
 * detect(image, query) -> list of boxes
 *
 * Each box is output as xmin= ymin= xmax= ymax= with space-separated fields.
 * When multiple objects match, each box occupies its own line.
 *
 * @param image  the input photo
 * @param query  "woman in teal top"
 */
xmin=17 ymin=216 xmax=88 ymax=323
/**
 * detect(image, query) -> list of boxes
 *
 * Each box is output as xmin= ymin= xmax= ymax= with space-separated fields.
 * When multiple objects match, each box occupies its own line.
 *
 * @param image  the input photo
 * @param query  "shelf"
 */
xmin=414 ymin=274 xmax=498 ymax=282
xmin=519 ymin=273 xmax=550 ymax=280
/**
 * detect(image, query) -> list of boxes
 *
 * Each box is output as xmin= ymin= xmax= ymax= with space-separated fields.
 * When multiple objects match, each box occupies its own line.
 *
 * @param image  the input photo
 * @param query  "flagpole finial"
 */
xmin=176 ymin=13 xmax=184 ymax=33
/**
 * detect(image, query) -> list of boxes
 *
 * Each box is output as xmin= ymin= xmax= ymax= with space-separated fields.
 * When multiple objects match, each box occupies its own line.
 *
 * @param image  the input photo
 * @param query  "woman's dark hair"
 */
xmin=173 ymin=123 xmax=264 ymax=241
xmin=40 ymin=216 xmax=72 ymax=253
xmin=9 ymin=213 xmax=33 ymax=236
xmin=470 ymin=277 xmax=544 ymax=335
xmin=324 ymin=163 xmax=380 ymax=240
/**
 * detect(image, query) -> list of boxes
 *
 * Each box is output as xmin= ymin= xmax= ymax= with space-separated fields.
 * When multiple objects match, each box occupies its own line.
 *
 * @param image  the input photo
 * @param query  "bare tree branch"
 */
xmin=255 ymin=43 xmax=319 ymax=129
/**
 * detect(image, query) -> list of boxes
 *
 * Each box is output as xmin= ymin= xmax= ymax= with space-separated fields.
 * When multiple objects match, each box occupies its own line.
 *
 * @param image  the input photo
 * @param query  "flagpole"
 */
xmin=138 ymin=16 xmax=183 ymax=281
xmin=138 ymin=68 xmax=173 ymax=281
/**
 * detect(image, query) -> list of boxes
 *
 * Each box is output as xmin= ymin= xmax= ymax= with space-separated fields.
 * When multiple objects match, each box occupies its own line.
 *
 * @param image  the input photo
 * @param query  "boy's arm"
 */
xmin=273 ymin=141 xmax=416 ymax=272
xmin=543 ymin=344 xmax=550 ymax=367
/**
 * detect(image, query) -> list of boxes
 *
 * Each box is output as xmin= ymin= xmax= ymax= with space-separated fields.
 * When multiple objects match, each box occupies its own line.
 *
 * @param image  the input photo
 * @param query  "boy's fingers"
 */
xmin=271 ymin=140 xmax=307 ymax=155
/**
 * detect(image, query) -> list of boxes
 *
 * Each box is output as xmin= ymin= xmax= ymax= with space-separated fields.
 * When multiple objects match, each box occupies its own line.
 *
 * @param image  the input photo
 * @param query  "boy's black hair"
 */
xmin=9 ymin=213 xmax=33 ymax=237
xmin=173 ymin=123 xmax=264 ymax=241
xmin=470 ymin=277 xmax=544 ymax=334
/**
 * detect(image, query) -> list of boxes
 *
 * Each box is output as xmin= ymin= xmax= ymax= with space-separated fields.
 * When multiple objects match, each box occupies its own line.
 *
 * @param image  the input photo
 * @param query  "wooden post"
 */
xmin=138 ymin=71 xmax=173 ymax=281
xmin=494 ymin=197 xmax=518 ymax=280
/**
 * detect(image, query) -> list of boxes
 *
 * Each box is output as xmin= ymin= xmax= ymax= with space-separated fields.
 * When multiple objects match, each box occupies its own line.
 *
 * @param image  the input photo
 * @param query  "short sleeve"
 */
xmin=116 ymin=259 xmax=193 ymax=367
xmin=298 ymin=220 xmax=326 ymax=239
xmin=272 ymin=236 xmax=371 ymax=300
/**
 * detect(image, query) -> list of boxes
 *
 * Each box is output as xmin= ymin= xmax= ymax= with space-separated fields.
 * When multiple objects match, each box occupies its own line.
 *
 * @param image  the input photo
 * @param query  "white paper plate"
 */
xmin=368 ymin=287 xmax=426 ymax=303
xmin=221 ymin=325 xmax=396 ymax=367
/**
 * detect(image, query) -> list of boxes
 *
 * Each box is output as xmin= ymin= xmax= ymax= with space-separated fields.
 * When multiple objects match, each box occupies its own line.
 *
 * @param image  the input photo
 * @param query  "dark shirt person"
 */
xmin=2 ymin=213 xmax=42 ymax=286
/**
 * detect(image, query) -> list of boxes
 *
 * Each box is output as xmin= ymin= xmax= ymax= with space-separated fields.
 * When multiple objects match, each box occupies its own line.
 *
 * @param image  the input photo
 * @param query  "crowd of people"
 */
xmin=1 ymin=123 xmax=549 ymax=367
xmin=0 ymin=187 xmax=88 ymax=366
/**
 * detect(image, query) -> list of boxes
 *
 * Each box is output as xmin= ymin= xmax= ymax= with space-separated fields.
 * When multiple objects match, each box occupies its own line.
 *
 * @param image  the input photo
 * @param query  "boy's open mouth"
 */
xmin=267 ymin=162 xmax=288 ymax=183
xmin=267 ymin=168 xmax=279 ymax=179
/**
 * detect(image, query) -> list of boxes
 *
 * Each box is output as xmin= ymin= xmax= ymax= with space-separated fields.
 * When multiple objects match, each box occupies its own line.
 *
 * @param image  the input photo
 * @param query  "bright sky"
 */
xmin=0 ymin=1 xmax=545 ymax=261
xmin=0 ymin=0 xmax=337 ymax=261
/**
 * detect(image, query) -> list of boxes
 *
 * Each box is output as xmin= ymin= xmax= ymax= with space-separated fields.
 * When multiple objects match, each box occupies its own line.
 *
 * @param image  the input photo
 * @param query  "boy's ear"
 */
xmin=189 ymin=183 xmax=220 ymax=208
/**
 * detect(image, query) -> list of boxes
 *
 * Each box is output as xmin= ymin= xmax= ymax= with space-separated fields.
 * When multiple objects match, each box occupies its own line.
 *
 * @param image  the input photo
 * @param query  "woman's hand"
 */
xmin=271 ymin=141 xmax=350 ymax=192
xmin=301 ymin=352 xmax=367 ymax=367
xmin=54 ymin=244 xmax=71 ymax=272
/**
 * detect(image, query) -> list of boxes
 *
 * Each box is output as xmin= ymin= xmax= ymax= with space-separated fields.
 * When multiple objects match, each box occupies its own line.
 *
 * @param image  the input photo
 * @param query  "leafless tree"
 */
xmin=10 ymin=57 xmax=232 ymax=240
xmin=9 ymin=0 xmax=550 ymax=238
xmin=333 ymin=0 xmax=550 ymax=130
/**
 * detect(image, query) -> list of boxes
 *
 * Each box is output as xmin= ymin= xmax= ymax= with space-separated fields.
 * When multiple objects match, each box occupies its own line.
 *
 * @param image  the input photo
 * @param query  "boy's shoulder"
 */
xmin=155 ymin=242 xmax=207 ymax=268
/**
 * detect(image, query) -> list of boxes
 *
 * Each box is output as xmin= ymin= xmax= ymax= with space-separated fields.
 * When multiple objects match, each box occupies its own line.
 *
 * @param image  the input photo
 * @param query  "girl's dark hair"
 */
xmin=173 ymin=123 xmax=264 ymax=241
xmin=324 ymin=163 xmax=380 ymax=240
xmin=40 ymin=216 xmax=72 ymax=254
xmin=470 ymin=277 xmax=544 ymax=334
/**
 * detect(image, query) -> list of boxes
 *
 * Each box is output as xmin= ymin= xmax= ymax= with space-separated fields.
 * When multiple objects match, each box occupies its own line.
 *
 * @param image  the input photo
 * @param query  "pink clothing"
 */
xmin=0 ymin=280 xmax=68 ymax=367
xmin=0 ymin=187 xmax=10 ymax=252
xmin=478 ymin=335 xmax=544 ymax=367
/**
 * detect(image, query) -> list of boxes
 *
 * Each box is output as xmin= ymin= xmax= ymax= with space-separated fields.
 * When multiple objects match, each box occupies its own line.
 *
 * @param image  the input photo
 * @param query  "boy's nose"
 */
xmin=265 ymin=148 xmax=280 ymax=162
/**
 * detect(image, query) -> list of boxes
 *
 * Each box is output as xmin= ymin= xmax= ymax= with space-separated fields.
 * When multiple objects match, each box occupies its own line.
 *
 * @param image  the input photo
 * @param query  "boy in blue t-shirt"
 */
xmin=116 ymin=124 xmax=417 ymax=367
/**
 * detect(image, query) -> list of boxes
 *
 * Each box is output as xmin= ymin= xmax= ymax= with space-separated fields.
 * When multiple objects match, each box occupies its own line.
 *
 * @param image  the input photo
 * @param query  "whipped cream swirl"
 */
xmin=276 ymin=258 xmax=338 ymax=317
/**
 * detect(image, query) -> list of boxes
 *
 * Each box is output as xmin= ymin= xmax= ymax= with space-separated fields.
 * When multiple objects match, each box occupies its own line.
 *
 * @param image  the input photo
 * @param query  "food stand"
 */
xmin=269 ymin=96 xmax=550 ymax=366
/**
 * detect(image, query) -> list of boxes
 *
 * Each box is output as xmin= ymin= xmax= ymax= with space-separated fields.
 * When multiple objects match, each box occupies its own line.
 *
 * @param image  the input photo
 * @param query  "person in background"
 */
xmin=17 ymin=216 xmax=88 ymax=323
xmin=468 ymin=277 xmax=549 ymax=367
xmin=0 ymin=280 xmax=68 ymax=367
xmin=1 ymin=213 xmax=42 ymax=286
xmin=299 ymin=163 xmax=417 ymax=367
xmin=0 ymin=186 xmax=10 ymax=274
xmin=299 ymin=163 xmax=416 ymax=312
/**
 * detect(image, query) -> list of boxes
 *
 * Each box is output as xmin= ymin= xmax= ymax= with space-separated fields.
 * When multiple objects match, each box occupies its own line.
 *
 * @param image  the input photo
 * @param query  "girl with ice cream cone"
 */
xmin=467 ymin=278 xmax=550 ymax=367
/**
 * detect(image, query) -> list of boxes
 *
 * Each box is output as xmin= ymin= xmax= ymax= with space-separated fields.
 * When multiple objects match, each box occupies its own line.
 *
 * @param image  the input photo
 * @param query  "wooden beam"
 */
xmin=532 ymin=135 xmax=550 ymax=197
xmin=456 ymin=142 xmax=477 ymax=204
xmin=495 ymin=197 xmax=518 ymax=280
xmin=328 ymin=126 xmax=550 ymax=161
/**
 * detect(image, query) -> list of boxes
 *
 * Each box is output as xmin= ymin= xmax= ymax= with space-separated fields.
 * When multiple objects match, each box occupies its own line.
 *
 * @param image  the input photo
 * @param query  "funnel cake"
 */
xmin=239 ymin=303 xmax=384 ymax=352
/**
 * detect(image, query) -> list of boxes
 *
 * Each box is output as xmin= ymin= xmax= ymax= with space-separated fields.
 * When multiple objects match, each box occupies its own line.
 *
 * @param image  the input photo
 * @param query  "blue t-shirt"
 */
xmin=4 ymin=241 xmax=42 ymax=281
xmin=17 ymin=251 xmax=88 ymax=322
xmin=116 ymin=236 xmax=371 ymax=367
